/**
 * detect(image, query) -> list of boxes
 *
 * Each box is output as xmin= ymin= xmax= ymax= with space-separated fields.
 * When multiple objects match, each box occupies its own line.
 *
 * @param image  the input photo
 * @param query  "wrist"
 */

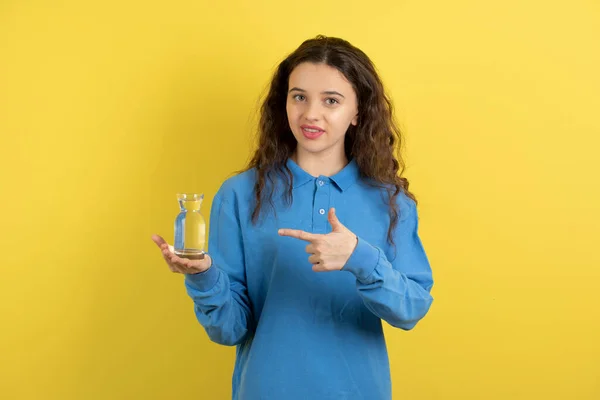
xmin=184 ymin=258 xmax=219 ymax=291
xmin=349 ymin=234 xmax=358 ymax=253
xmin=188 ymin=254 xmax=213 ymax=275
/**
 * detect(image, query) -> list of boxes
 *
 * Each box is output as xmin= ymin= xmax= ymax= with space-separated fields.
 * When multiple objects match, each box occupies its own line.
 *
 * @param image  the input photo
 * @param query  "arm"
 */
xmin=342 ymin=197 xmax=434 ymax=330
xmin=183 ymin=191 xmax=253 ymax=346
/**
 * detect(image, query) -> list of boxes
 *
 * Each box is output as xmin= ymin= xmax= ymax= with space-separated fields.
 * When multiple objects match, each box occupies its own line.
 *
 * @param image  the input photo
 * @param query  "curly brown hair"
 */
xmin=242 ymin=35 xmax=417 ymax=248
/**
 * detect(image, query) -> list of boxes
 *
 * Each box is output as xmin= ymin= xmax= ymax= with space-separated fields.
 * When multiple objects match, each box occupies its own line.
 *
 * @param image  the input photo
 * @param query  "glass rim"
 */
xmin=176 ymin=193 xmax=204 ymax=201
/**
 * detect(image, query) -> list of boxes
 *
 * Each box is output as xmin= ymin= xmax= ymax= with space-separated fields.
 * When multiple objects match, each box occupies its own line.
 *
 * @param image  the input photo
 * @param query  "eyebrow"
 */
xmin=289 ymin=87 xmax=345 ymax=98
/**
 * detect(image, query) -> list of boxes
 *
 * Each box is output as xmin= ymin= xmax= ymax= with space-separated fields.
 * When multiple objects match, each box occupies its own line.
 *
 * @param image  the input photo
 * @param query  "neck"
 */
xmin=291 ymin=146 xmax=349 ymax=177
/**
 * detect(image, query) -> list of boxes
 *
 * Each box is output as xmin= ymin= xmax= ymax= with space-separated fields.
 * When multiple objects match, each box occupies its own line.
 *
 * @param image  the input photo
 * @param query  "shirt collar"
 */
xmin=330 ymin=158 xmax=360 ymax=191
xmin=285 ymin=157 xmax=360 ymax=192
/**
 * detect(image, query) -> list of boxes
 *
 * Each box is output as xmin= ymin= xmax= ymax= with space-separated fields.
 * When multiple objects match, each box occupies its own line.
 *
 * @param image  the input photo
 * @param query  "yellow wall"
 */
xmin=1 ymin=0 xmax=599 ymax=399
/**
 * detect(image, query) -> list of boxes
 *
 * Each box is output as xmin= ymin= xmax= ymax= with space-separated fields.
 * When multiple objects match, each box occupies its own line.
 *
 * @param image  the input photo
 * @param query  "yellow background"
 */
xmin=1 ymin=0 xmax=599 ymax=399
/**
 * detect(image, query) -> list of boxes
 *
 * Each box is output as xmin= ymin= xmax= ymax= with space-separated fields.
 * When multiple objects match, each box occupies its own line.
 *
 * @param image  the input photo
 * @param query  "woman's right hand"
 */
xmin=151 ymin=234 xmax=212 ymax=275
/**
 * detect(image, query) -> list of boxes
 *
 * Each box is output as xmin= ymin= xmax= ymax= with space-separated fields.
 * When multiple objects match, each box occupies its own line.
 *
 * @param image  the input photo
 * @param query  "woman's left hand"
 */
xmin=278 ymin=208 xmax=358 ymax=272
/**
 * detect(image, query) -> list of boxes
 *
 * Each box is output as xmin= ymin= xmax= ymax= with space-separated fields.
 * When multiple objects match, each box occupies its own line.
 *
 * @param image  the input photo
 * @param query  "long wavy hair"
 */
xmin=242 ymin=35 xmax=417 ymax=248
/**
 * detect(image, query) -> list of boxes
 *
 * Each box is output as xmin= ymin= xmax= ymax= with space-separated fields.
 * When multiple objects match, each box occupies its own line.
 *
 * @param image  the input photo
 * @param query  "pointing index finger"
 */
xmin=278 ymin=228 xmax=319 ymax=242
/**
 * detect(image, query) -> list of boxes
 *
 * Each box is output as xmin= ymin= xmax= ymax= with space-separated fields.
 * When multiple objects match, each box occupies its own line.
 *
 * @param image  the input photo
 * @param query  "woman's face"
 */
xmin=286 ymin=62 xmax=358 ymax=159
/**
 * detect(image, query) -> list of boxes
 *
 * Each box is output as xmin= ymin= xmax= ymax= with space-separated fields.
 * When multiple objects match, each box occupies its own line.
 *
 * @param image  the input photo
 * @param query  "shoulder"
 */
xmin=396 ymin=190 xmax=418 ymax=222
xmin=214 ymin=167 xmax=257 ymax=206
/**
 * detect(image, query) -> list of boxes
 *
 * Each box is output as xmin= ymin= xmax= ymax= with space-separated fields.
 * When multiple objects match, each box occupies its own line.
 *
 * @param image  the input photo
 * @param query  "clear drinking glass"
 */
xmin=174 ymin=193 xmax=206 ymax=259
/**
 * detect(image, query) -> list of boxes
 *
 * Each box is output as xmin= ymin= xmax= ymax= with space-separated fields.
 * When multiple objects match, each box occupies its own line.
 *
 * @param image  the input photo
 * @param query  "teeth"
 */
xmin=304 ymin=128 xmax=321 ymax=133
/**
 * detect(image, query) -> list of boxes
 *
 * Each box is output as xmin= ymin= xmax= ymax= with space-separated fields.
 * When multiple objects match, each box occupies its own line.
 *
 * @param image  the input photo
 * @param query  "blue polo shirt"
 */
xmin=184 ymin=157 xmax=434 ymax=399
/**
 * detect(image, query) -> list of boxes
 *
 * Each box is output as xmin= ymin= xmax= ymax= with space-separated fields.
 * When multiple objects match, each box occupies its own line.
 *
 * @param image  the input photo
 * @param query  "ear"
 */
xmin=351 ymin=113 xmax=358 ymax=126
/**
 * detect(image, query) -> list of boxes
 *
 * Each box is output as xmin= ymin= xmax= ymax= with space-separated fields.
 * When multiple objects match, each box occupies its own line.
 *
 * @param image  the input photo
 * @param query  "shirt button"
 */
xmin=319 ymin=209 xmax=325 ymax=215
xmin=318 ymin=180 xmax=324 ymax=186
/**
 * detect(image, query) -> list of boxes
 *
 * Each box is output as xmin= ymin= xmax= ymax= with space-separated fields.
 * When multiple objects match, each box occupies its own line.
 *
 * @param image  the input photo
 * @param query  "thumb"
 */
xmin=328 ymin=208 xmax=345 ymax=232
xmin=152 ymin=234 xmax=171 ymax=251
xmin=152 ymin=234 xmax=167 ymax=246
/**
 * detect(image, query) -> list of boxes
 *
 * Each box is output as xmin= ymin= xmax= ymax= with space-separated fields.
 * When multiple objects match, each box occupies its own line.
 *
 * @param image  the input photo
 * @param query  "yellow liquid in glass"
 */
xmin=174 ymin=196 xmax=206 ymax=259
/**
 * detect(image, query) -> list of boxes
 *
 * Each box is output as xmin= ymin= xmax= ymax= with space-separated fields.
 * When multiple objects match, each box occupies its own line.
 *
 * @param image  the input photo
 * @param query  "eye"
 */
xmin=293 ymin=94 xmax=306 ymax=101
xmin=325 ymin=98 xmax=339 ymax=105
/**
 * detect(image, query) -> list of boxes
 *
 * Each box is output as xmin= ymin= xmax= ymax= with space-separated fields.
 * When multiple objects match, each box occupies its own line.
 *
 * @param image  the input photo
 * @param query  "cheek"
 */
xmin=327 ymin=109 xmax=355 ymax=130
xmin=286 ymin=102 xmax=300 ymax=121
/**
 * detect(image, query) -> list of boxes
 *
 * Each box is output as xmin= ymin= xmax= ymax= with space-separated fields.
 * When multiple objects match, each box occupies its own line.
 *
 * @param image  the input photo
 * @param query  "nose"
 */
xmin=304 ymin=100 xmax=321 ymax=122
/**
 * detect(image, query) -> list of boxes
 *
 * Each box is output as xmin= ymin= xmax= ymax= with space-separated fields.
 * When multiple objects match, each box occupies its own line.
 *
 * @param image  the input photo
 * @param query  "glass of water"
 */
xmin=174 ymin=193 xmax=206 ymax=259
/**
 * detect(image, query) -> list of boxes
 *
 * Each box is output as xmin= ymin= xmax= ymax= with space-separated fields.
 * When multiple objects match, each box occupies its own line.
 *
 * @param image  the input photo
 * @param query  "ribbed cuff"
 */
xmin=342 ymin=236 xmax=380 ymax=283
xmin=184 ymin=265 xmax=220 ymax=292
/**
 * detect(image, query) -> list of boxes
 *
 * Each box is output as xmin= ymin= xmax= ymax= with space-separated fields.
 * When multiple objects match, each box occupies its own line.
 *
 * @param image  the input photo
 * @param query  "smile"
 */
xmin=301 ymin=126 xmax=325 ymax=139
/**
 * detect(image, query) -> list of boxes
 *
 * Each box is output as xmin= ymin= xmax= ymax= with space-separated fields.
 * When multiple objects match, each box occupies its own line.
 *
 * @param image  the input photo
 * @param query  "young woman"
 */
xmin=152 ymin=35 xmax=434 ymax=400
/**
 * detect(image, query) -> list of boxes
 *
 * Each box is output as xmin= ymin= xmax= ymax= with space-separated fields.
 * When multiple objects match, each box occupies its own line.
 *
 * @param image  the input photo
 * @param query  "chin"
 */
xmin=298 ymin=145 xmax=335 ymax=158
xmin=295 ymin=138 xmax=327 ymax=151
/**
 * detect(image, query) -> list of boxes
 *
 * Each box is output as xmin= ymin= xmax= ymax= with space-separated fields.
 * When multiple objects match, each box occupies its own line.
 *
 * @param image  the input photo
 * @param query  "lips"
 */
xmin=301 ymin=125 xmax=325 ymax=140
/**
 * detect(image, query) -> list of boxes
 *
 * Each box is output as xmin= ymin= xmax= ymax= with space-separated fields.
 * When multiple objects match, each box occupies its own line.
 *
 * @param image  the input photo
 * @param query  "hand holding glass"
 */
xmin=151 ymin=193 xmax=211 ymax=274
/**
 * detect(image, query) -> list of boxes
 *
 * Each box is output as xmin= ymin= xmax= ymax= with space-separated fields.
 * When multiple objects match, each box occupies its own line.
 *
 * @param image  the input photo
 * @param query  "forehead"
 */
xmin=288 ymin=62 xmax=354 ymax=93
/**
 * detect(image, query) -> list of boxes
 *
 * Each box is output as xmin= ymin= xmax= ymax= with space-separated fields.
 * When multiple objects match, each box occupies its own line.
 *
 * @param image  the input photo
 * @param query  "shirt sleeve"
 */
xmin=341 ymin=196 xmax=434 ymax=330
xmin=183 ymin=190 xmax=253 ymax=346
